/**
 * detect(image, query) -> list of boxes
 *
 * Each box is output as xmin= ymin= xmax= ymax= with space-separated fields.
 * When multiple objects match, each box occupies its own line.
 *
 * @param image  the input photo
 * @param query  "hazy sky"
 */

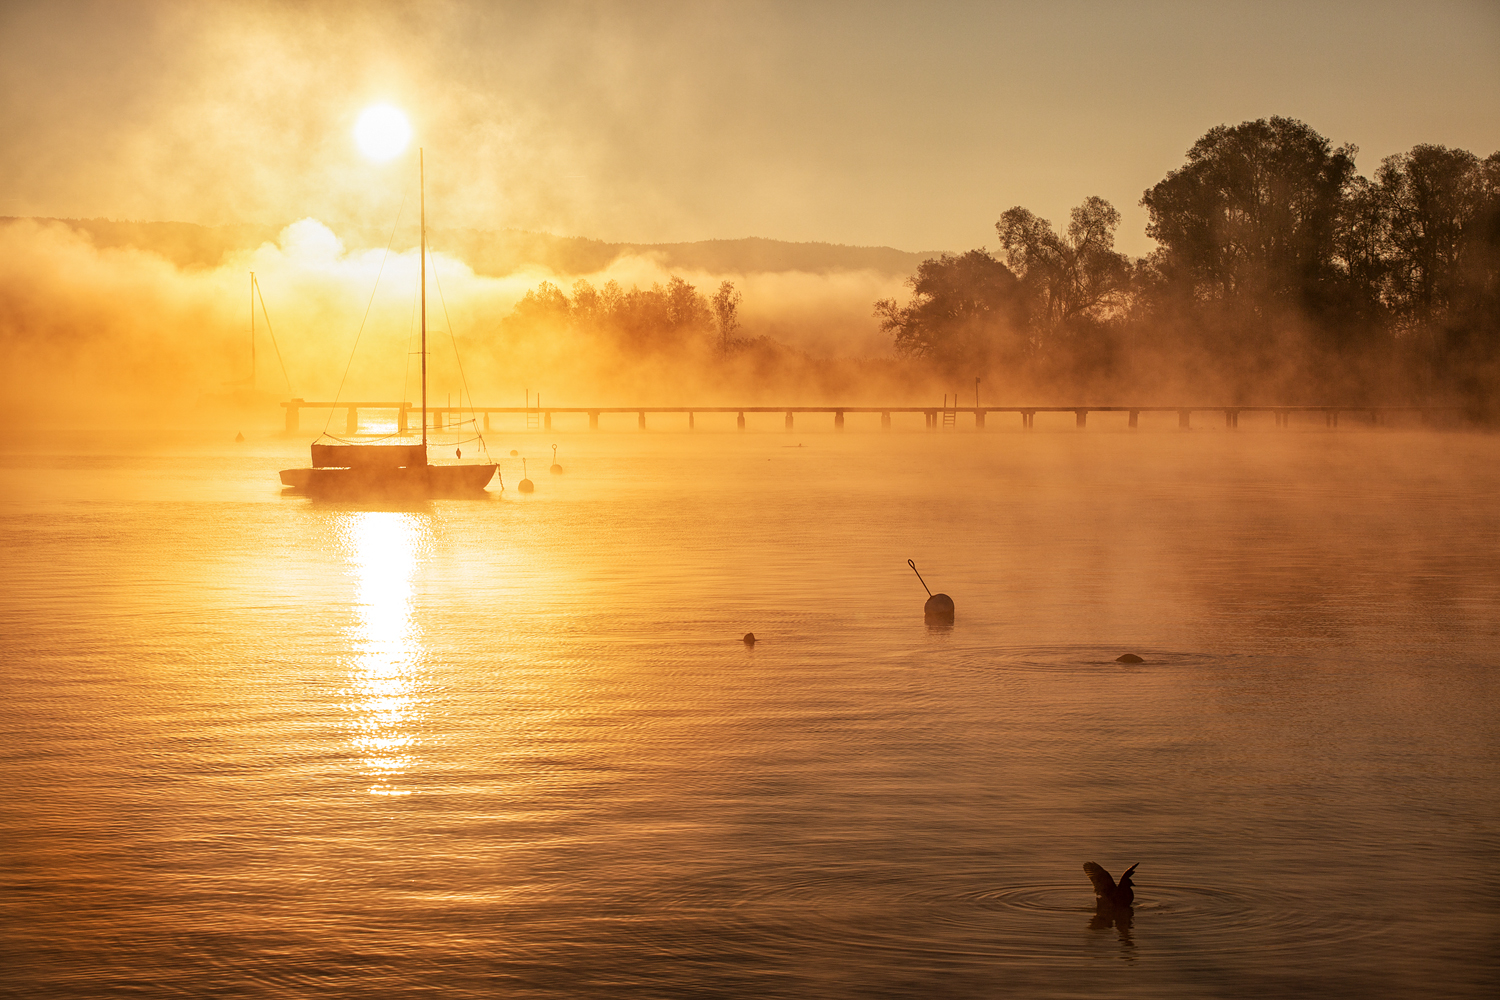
xmin=2 ymin=0 xmax=1497 ymax=257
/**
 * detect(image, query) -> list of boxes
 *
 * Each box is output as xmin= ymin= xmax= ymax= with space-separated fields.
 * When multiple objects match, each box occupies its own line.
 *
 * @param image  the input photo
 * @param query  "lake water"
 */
xmin=3 ymin=421 xmax=1498 ymax=998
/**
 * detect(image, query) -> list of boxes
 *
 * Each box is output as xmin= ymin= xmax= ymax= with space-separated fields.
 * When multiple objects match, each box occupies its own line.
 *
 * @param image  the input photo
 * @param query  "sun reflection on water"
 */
xmin=338 ymin=510 xmax=429 ymax=796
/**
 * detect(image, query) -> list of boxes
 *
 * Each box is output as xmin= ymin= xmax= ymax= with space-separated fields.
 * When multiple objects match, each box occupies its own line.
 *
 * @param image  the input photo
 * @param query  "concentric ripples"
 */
xmin=665 ymin=865 xmax=1389 ymax=969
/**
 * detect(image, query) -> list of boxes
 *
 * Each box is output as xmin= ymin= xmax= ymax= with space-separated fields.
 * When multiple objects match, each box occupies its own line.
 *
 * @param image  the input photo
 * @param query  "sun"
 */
xmin=354 ymin=104 xmax=411 ymax=162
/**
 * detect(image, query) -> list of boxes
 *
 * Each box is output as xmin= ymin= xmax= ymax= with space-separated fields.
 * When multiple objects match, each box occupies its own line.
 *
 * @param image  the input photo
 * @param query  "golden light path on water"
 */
xmin=338 ymin=511 xmax=428 ymax=796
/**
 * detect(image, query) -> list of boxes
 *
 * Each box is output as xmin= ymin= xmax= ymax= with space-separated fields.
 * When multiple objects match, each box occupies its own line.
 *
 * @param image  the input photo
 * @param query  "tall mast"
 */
xmin=420 ymin=148 xmax=427 ymax=449
xmin=249 ymin=272 xmax=256 ymax=391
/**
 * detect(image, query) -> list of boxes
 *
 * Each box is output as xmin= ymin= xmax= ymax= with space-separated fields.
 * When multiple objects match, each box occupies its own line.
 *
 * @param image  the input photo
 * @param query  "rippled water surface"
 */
xmin=3 ymin=426 xmax=1498 ymax=998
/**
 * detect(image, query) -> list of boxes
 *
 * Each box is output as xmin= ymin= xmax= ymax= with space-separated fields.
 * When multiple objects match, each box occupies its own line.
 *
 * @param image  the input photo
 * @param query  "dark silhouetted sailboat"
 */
xmin=280 ymin=150 xmax=496 ymax=497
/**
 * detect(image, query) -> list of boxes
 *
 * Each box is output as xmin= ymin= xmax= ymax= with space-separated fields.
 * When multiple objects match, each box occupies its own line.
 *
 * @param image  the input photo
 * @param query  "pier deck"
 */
xmin=280 ymin=400 xmax=1466 ymax=433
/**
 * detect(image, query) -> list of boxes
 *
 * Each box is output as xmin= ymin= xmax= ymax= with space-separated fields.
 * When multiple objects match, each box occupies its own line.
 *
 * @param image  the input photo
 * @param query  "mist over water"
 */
xmin=3 ymin=427 xmax=1497 ymax=998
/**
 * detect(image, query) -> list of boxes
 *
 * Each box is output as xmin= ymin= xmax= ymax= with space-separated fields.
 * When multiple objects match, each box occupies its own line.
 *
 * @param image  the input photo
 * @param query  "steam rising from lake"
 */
xmin=0 ymin=217 xmax=920 ymax=425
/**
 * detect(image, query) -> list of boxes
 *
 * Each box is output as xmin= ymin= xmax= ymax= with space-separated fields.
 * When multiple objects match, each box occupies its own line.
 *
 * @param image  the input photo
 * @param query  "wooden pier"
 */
xmin=280 ymin=399 xmax=1465 ymax=433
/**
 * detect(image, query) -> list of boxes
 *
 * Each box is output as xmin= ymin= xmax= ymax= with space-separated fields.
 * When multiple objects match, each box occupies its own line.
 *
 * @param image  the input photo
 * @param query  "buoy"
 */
xmin=550 ymin=443 xmax=563 ymax=474
xmin=908 ymin=559 xmax=954 ymax=623
xmin=743 ymin=632 xmax=756 ymax=645
xmin=923 ymin=593 xmax=955 ymax=622
xmin=518 ymin=458 xmax=534 ymax=493
xmin=1116 ymin=653 xmax=1144 ymax=664
xmin=510 ymin=449 xmax=518 ymax=457
xmin=234 ymin=431 xmax=245 ymax=442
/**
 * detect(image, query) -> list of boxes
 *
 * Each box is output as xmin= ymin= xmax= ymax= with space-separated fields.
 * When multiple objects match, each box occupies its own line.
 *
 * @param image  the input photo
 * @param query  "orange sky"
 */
xmin=2 ymin=0 xmax=1497 ymax=258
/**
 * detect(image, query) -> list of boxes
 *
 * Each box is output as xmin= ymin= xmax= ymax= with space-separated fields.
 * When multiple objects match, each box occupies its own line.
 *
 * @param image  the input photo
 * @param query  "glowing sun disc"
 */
xmin=354 ymin=105 xmax=411 ymax=161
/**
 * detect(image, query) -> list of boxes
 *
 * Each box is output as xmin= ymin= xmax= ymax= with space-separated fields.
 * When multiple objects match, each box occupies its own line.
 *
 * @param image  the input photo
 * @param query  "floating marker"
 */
xmin=518 ymin=458 xmax=535 ymax=493
xmin=743 ymin=632 xmax=756 ymax=645
xmin=510 ymin=449 xmax=519 ymax=457
xmin=908 ymin=559 xmax=955 ymax=623
xmin=234 ymin=431 xmax=245 ymax=442
xmin=550 ymin=443 xmax=563 ymax=474
xmin=1116 ymin=653 xmax=1144 ymax=664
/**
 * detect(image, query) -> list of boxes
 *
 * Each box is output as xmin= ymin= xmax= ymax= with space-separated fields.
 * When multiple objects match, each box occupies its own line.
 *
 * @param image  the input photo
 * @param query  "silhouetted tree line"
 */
xmin=879 ymin=118 xmax=1500 ymax=410
xmin=501 ymin=274 xmax=765 ymax=357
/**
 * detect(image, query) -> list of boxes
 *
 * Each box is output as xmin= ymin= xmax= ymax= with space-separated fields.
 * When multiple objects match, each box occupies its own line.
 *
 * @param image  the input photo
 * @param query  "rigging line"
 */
xmin=322 ymin=192 xmax=408 ymax=436
xmin=253 ymin=276 xmax=295 ymax=394
xmin=401 ymin=270 xmax=421 ymax=432
xmin=431 ymin=258 xmax=488 ymax=458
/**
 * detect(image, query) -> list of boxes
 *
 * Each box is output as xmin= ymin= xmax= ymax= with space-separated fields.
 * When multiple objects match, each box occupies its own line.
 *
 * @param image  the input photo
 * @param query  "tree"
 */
xmin=1376 ymin=144 xmax=1484 ymax=329
xmin=1141 ymin=117 xmax=1357 ymax=309
xmin=996 ymin=196 xmax=1131 ymax=340
xmin=712 ymin=280 xmax=742 ymax=356
xmin=874 ymin=250 xmax=1029 ymax=369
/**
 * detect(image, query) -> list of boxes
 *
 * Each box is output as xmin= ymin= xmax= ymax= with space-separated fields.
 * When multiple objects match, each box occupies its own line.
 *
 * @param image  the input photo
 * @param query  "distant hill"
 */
xmin=5 ymin=217 xmax=945 ymax=278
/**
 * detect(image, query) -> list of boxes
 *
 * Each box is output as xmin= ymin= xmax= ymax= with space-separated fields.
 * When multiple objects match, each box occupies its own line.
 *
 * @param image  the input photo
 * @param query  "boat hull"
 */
xmin=279 ymin=463 xmax=497 ymax=497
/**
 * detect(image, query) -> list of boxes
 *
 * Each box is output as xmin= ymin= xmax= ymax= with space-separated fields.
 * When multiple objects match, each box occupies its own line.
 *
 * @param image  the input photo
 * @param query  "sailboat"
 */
xmin=201 ymin=271 xmax=290 ymax=411
xmin=279 ymin=150 xmax=498 ymax=496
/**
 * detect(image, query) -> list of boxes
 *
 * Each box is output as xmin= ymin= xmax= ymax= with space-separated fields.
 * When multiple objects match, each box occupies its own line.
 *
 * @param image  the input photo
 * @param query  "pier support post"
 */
xmin=638 ymin=411 xmax=646 ymax=430
xmin=1075 ymin=409 xmax=1087 ymax=429
xmin=482 ymin=411 xmax=489 ymax=431
xmin=881 ymin=411 xmax=891 ymax=430
xmin=975 ymin=410 xmax=986 ymax=429
xmin=399 ymin=407 xmax=409 ymax=433
xmin=737 ymin=412 xmax=746 ymax=431
xmin=589 ymin=411 xmax=599 ymax=430
xmin=1178 ymin=409 xmax=1191 ymax=429
xmin=1129 ymin=410 xmax=1139 ymax=429
xmin=285 ymin=399 xmax=302 ymax=432
xmin=545 ymin=412 xmax=552 ymax=430
xmin=835 ymin=411 xmax=844 ymax=430
xmin=689 ymin=412 xmax=695 ymax=430
xmin=785 ymin=411 xmax=794 ymax=431
xmin=925 ymin=410 xmax=936 ymax=429
xmin=1022 ymin=410 xmax=1034 ymax=429
xmin=347 ymin=407 xmax=358 ymax=434
xmin=1225 ymin=409 xmax=1238 ymax=429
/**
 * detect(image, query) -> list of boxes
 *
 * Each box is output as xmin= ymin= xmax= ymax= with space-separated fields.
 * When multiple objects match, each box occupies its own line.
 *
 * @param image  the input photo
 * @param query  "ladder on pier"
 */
xmin=526 ymin=391 xmax=541 ymax=430
xmin=942 ymin=394 xmax=957 ymax=429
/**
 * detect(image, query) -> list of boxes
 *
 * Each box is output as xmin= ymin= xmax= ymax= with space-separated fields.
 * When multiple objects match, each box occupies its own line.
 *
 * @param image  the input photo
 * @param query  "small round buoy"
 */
xmin=743 ymin=632 xmax=756 ymax=645
xmin=455 ymin=447 xmax=462 ymax=458
xmin=1116 ymin=653 xmax=1144 ymax=664
xmin=550 ymin=444 xmax=562 ymax=474
xmin=234 ymin=431 xmax=245 ymax=442
xmin=923 ymin=593 xmax=955 ymax=623
xmin=518 ymin=479 xmax=534 ymax=492
xmin=510 ymin=449 xmax=518 ymax=457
